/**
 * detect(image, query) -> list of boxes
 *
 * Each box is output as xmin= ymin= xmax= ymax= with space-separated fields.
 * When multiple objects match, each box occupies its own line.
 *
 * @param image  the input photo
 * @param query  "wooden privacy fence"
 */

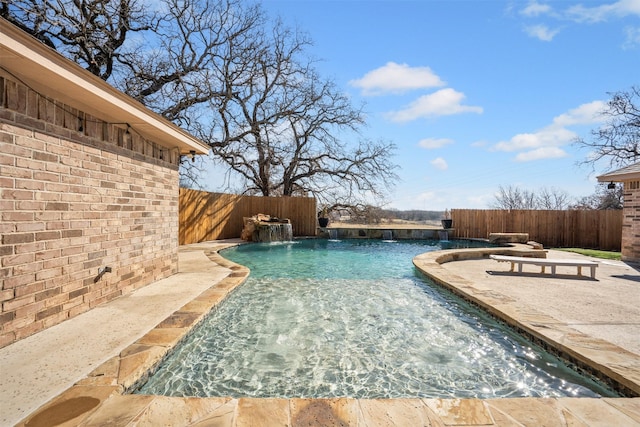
xmin=451 ymin=209 xmax=622 ymax=251
xmin=179 ymin=189 xmax=317 ymax=244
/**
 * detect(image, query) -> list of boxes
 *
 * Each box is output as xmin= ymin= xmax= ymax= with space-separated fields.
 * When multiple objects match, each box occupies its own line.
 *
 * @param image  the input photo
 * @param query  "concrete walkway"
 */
xmin=442 ymin=250 xmax=640 ymax=355
xmin=2 ymin=241 xmax=640 ymax=426
xmin=0 ymin=242 xmax=239 ymax=426
xmin=413 ymin=246 xmax=640 ymax=398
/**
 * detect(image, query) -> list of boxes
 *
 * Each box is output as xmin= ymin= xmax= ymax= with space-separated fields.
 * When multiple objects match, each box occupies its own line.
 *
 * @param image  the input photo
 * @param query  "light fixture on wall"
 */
xmin=190 ymin=150 xmax=196 ymax=162
xmin=608 ymin=182 xmax=616 ymax=189
xmin=123 ymin=124 xmax=132 ymax=145
xmin=78 ymin=116 xmax=84 ymax=132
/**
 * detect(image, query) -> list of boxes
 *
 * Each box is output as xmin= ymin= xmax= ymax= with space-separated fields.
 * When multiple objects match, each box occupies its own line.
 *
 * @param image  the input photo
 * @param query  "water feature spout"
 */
xmin=438 ymin=230 xmax=449 ymax=241
xmin=382 ymin=230 xmax=394 ymax=241
xmin=328 ymin=229 xmax=339 ymax=240
xmin=241 ymin=214 xmax=293 ymax=242
xmin=255 ymin=222 xmax=292 ymax=243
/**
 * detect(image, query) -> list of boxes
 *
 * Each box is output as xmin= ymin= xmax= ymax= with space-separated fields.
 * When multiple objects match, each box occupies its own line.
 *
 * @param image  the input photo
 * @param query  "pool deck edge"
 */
xmin=8 ymin=241 xmax=640 ymax=426
xmin=413 ymin=245 xmax=640 ymax=398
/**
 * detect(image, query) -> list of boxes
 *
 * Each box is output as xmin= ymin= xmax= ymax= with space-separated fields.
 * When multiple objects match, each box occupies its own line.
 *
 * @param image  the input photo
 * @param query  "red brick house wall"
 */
xmin=598 ymin=163 xmax=640 ymax=263
xmin=622 ymin=180 xmax=640 ymax=262
xmin=0 ymin=74 xmax=180 ymax=347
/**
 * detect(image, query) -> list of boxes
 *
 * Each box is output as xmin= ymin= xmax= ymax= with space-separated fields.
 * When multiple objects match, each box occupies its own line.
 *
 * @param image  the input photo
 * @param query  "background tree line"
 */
xmin=339 ymin=182 xmax=623 ymax=224
xmin=491 ymin=184 xmax=623 ymax=210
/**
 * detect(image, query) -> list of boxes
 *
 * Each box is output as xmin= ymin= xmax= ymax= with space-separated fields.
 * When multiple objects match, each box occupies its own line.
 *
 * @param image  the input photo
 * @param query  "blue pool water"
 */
xmin=137 ymin=239 xmax=616 ymax=399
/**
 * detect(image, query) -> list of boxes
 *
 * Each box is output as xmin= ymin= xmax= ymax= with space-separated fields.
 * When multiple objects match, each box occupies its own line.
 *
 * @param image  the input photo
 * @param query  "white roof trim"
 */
xmin=597 ymin=162 xmax=640 ymax=182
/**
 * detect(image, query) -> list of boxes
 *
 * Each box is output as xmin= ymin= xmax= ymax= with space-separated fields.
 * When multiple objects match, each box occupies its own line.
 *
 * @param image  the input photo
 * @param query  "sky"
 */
xmin=201 ymin=0 xmax=639 ymax=211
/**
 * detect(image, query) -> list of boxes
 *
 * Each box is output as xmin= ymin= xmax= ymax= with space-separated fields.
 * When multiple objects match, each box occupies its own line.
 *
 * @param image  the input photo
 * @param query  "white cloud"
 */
xmin=515 ymin=147 xmax=568 ymax=162
xmin=524 ymin=24 xmax=561 ymax=41
xmin=491 ymin=100 xmax=606 ymax=161
xmin=521 ymin=1 xmax=553 ymax=17
xmin=520 ymin=1 xmax=640 ymax=42
xmin=418 ymin=138 xmax=454 ymax=149
xmin=493 ymin=127 xmax=578 ymax=152
xmin=431 ymin=157 xmax=448 ymax=170
xmin=349 ymin=62 xmax=445 ymax=96
xmin=566 ymin=0 xmax=640 ymax=23
xmin=623 ymin=26 xmax=640 ymax=48
xmin=386 ymin=88 xmax=483 ymax=122
xmin=471 ymin=140 xmax=489 ymax=148
xmin=552 ymin=100 xmax=606 ymax=127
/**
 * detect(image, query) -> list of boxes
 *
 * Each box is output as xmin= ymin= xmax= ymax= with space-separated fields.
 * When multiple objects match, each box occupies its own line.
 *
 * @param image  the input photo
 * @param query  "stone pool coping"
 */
xmin=413 ymin=245 xmax=640 ymax=398
xmin=14 ymin=241 xmax=640 ymax=426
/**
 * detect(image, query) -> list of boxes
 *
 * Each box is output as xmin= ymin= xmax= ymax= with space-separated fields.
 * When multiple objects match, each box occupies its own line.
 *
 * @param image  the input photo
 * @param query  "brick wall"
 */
xmin=0 ymin=75 xmax=181 ymax=348
xmin=622 ymin=181 xmax=640 ymax=262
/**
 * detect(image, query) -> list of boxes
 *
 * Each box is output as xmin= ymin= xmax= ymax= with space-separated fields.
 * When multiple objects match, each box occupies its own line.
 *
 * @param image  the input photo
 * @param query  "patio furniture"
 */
xmin=490 ymin=254 xmax=599 ymax=279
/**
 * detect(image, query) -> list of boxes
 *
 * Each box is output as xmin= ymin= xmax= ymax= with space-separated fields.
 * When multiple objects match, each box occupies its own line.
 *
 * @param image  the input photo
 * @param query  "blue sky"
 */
xmin=203 ymin=0 xmax=639 ymax=211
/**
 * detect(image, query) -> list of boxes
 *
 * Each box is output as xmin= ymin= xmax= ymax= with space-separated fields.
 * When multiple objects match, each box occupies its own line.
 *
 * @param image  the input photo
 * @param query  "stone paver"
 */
xmin=413 ymin=245 xmax=640 ymax=397
xmin=0 ymin=241 xmax=241 ymax=426
xmin=3 ymin=241 xmax=640 ymax=426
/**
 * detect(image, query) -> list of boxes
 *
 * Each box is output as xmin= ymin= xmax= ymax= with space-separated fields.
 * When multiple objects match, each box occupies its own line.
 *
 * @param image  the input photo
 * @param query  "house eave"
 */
xmin=597 ymin=172 xmax=640 ymax=183
xmin=0 ymin=19 xmax=209 ymax=155
xmin=597 ymin=162 xmax=640 ymax=183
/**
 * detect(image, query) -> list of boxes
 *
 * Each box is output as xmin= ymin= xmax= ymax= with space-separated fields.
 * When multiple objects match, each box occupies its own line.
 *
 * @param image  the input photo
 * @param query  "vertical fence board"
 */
xmin=180 ymin=198 xmax=622 ymax=250
xmin=451 ymin=209 xmax=622 ymax=251
xmin=179 ymin=189 xmax=317 ymax=244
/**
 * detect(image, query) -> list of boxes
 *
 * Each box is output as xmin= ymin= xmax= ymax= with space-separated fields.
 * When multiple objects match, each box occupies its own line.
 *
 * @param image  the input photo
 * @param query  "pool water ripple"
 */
xmin=136 ymin=239 xmax=616 ymax=399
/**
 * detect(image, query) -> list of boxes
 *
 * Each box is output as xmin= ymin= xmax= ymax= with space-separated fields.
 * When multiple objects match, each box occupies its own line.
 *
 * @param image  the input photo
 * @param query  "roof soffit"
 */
xmin=0 ymin=19 xmax=208 ymax=154
xmin=597 ymin=162 xmax=640 ymax=182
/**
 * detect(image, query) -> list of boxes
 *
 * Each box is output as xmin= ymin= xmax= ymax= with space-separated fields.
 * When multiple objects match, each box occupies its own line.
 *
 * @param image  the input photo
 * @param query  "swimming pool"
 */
xmin=137 ymin=239 xmax=616 ymax=399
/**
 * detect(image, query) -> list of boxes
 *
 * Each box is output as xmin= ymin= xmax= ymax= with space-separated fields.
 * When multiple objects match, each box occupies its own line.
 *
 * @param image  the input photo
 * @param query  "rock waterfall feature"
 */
xmin=241 ymin=214 xmax=293 ymax=243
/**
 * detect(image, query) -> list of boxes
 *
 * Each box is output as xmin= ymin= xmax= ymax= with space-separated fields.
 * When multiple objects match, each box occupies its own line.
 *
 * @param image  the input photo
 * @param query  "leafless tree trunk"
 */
xmin=202 ymin=18 xmax=398 ymax=207
xmin=570 ymin=184 xmax=623 ymax=210
xmin=4 ymin=0 xmax=399 ymax=209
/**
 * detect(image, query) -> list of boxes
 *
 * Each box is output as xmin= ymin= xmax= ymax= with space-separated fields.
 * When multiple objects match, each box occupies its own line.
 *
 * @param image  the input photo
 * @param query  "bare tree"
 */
xmin=4 ymin=0 xmax=399 ymax=208
xmin=536 ymin=187 xmax=571 ymax=210
xmin=200 ymin=17 xmax=398 ymax=207
xmin=348 ymin=205 xmax=384 ymax=224
xmin=491 ymin=185 xmax=573 ymax=210
xmin=570 ymin=184 xmax=623 ymax=210
xmin=118 ymin=0 xmax=262 ymax=120
xmin=491 ymin=185 xmax=537 ymax=209
xmin=1 ymin=0 xmax=153 ymax=80
xmin=575 ymin=86 xmax=640 ymax=171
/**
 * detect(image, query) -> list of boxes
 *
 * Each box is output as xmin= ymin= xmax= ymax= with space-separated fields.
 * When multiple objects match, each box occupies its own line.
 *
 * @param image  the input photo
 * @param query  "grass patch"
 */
xmin=555 ymin=248 xmax=621 ymax=260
